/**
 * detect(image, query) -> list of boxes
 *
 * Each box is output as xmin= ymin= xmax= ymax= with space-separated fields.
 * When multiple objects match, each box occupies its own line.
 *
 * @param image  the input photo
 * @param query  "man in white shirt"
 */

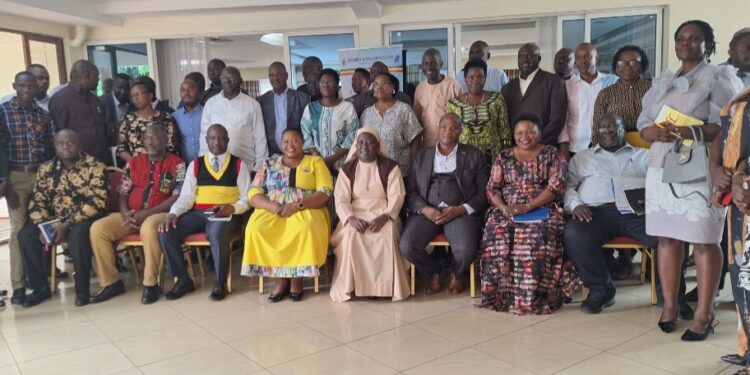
xmin=456 ymin=40 xmax=508 ymax=93
xmin=158 ymin=124 xmax=251 ymax=302
xmin=563 ymin=113 xmax=652 ymax=314
xmin=1 ymin=64 xmax=51 ymax=111
xmin=558 ymin=43 xmax=618 ymax=159
xmin=200 ymin=66 xmax=268 ymax=172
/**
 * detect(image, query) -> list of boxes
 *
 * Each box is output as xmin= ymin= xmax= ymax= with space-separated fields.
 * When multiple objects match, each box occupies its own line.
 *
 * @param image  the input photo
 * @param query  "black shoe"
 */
xmin=141 ymin=286 xmax=159 ymax=304
xmin=289 ymin=290 xmax=303 ymax=302
xmin=209 ymin=284 xmax=227 ymax=301
xmin=678 ymin=301 xmax=695 ymax=320
xmin=90 ymin=281 xmax=126 ymax=304
xmin=268 ymin=289 xmax=289 ymax=303
xmin=580 ymin=293 xmax=615 ymax=314
xmin=658 ymin=310 xmax=679 ymax=333
xmin=23 ymin=286 xmax=51 ymax=308
xmin=10 ymin=288 xmax=26 ymax=305
xmin=721 ymin=354 xmax=746 ymax=366
xmin=56 ymin=268 xmax=69 ymax=279
xmin=165 ymin=279 xmax=195 ymax=300
xmin=75 ymin=294 xmax=90 ymax=307
xmin=684 ymin=287 xmax=698 ymax=302
xmin=681 ymin=316 xmax=715 ymax=341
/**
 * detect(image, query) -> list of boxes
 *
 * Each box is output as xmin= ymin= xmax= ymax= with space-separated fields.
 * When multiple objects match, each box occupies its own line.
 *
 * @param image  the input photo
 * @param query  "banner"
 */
xmin=338 ymin=45 xmax=404 ymax=99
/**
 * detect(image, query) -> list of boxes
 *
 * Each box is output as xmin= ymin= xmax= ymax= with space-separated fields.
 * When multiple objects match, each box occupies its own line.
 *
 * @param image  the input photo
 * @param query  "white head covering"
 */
xmin=345 ymin=128 xmax=389 ymax=162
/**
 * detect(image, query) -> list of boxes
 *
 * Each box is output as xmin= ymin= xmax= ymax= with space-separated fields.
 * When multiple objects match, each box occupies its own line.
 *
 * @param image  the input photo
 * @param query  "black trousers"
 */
xmin=158 ymin=210 xmax=240 ymax=286
xmin=19 ymin=219 xmax=95 ymax=297
xmin=563 ymin=204 xmax=656 ymax=296
xmin=399 ymin=213 xmax=482 ymax=280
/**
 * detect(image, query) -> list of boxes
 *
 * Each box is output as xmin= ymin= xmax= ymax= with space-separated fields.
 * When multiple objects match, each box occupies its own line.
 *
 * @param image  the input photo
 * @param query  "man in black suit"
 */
xmin=99 ymin=73 xmax=134 ymax=130
xmin=399 ymin=113 xmax=489 ymax=295
xmin=257 ymin=62 xmax=311 ymax=156
xmin=501 ymin=43 xmax=567 ymax=146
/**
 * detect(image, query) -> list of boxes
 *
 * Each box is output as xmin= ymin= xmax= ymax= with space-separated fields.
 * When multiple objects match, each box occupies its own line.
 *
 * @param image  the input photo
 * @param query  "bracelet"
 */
xmin=733 ymin=171 xmax=746 ymax=179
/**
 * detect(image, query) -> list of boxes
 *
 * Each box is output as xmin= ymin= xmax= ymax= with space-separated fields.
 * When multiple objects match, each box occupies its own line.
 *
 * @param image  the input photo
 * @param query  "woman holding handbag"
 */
xmin=638 ymin=20 xmax=742 ymax=341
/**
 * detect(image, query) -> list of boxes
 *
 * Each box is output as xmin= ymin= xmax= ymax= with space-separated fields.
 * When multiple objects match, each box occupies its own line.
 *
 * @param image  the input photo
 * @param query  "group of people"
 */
xmin=3 ymin=17 xmax=750 ymax=373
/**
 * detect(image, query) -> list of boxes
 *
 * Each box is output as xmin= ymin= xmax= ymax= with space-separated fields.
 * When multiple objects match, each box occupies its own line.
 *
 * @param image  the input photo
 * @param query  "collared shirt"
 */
xmin=169 ymin=151 xmax=251 ymax=217
xmin=200 ymin=92 xmax=268 ymax=171
xmin=0 ymin=97 xmax=55 ymax=164
xmin=564 ymin=143 xmax=647 ymax=212
xmin=172 ymin=104 xmax=203 ymax=162
xmin=432 ymin=144 xmax=475 ymax=214
xmin=199 ymin=83 xmax=222 ymax=106
xmin=0 ymin=93 xmax=51 ymax=111
xmin=559 ymin=72 xmax=619 ymax=152
xmin=119 ymin=153 xmax=185 ymax=210
xmin=519 ymin=68 xmax=540 ymax=97
xmin=28 ymin=152 xmax=108 ymax=225
xmin=414 ymin=77 xmax=464 ymax=148
xmin=457 ymin=66 xmax=509 ymax=93
xmin=273 ymin=88 xmax=289 ymax=150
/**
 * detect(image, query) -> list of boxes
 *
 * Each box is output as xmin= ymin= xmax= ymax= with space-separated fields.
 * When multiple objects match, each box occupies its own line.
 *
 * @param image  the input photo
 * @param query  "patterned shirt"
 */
xmin=116 ymin=111 xmax=180 ymax=158
xmin=591 ymin=79 xmax=652 ymax=145
xmin=0 ymin=97 xmax=55 ymax=165
xmin=361 ymin=101 xmax=422 ymax=176
xmin=28 ymin=152 xmax=108 ymax=225
xmin=300 ymin=100 xmax=360 ymax=170
xmin=446 ymin=92 xmax=512 ymax=165
xmin=119 ymin=153 xmax=186 ymax=210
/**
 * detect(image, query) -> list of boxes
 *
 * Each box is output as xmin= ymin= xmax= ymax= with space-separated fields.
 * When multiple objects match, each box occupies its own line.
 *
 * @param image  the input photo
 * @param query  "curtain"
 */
xmin=156 ymin=38 xmax=207 ymax=108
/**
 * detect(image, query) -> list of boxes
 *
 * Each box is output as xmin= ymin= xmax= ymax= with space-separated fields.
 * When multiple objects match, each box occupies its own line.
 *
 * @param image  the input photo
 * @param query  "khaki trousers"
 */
xmin=8 ymin=170 xmax=36 ymax=289
xmin=90 ymin=212 xmax=166 ymax=287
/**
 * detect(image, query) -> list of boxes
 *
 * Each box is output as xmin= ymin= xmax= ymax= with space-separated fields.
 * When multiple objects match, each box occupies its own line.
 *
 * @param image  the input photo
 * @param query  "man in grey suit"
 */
xmin=399 ymin=113 xmax=489 ymax=295
xmin=257 ymin=62 xmax=311 ymax=155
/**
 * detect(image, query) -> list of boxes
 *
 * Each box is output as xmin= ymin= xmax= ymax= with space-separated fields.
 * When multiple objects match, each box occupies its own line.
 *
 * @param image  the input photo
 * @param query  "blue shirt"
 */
xmin=273 ymin=88 xmax=288 ymax=151
xmin=172 ymin=104 xmax=203 ymax=162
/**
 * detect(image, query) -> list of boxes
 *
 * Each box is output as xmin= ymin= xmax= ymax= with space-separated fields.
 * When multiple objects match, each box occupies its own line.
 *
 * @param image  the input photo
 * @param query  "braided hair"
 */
xmin=674 ymin=20 xmax=716 ymax=62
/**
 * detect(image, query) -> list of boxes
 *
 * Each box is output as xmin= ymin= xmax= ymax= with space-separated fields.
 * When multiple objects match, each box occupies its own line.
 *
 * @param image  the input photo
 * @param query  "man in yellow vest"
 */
xmin=158 ymin=124 xmax=250 ymax=301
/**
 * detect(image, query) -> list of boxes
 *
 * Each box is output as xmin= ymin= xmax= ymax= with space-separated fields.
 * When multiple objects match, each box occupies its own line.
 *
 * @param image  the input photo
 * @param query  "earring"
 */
xmin=391 ymin=89 xmax=396 ymax=94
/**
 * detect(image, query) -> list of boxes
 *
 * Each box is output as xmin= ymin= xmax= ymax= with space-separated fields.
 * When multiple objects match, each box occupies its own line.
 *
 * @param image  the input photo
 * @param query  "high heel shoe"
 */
xmin=658 ymin=310 xmax=679 ymax=333
xmin=681 ymin=316 xmax=715 ymax=341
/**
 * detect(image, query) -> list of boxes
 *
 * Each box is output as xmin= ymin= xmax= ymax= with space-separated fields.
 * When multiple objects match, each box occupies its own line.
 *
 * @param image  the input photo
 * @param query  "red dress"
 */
xmin=477 ymin=145 xmax=580 ymax=315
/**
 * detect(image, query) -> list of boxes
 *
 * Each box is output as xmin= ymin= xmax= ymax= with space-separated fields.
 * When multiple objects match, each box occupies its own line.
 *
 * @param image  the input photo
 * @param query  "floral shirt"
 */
xmin=361 ymin=101 xmax=422 ymax=176
xmin=116 ymin=111 xmax=180 ymax=158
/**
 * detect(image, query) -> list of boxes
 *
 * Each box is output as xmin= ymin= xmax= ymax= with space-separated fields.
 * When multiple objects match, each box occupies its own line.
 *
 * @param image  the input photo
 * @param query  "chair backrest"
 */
xmin=106 ymin=167 xmax=124 ymax=212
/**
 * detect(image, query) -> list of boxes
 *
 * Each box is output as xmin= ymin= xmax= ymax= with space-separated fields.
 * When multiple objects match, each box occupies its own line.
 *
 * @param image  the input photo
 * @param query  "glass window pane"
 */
xmin=591 ymin=14 xmax=657 ymax=77
xmin=562 ymin=19 xmax=585 ymax=50
xmin=288 ymin=33 xmax=355 ymax=89
xmin=0 ymin=31 xmax=26 ymax=97
xmin=29 ymin=40 xmax=61 ymax=89
xmin=389 ymin=28 xmax=448 ymax=98
xmin=88 ymin=43 xmax=149 ymax=96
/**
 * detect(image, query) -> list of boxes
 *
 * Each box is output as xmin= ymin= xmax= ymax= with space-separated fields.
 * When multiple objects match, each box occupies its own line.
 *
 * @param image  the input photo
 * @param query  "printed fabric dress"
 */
xmin=446 ymin=92 xmax=512 ymax=165
xmin=241 ymin=154 xmax=333 ymax=277
xmin=300 ymin=100 xmax=360 ymax=170
xmin=478 ymin=145 xmax=581 ymax=315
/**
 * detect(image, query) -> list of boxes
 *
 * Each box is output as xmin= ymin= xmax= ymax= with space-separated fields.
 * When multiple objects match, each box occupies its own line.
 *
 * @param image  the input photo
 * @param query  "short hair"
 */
xmin=27 ymin=63 xmax=47 ymax=71
xmin=612 ymin=45 xmax=650 ymax=72
xmin=282 ymin=128 xmax=304 ymax=139
xmin=675 ymin=20 xmax=716 ymax=61
xmin=462 ymin=58 xmax=487 ymax=77
xmin=114 ymin=73 xmax=132 ymax=82
xmin=132 ymin=76 xmax=156 ymax=97
xmin=14 ymin=71 xmax=35 ymax=81
xmin=730 ymin=28 xmax=750 ymax=50
xmin=374 ymin=72 xmax=400 ymax=92
xmin=319 ymin=68 xmax=340 ymax=86
xmin=184 ymin=71 xmax=206 ymax=91
xmin=512 ymin=113 xmax=542 ymax=129
xmin=353 ymin=68 xmax=370 ymax=82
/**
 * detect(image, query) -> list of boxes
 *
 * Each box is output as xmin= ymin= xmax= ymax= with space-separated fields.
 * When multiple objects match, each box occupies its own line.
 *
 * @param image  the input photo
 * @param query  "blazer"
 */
xmin=99 ymin=93 xmax=134 ymax=132
xmin=257 ymin=88 xmax=311 ymax=155
xmin=406 ymin=143 xmax=489 ymax=216
xmin=501 ymin=69 xmax=567 ymax=146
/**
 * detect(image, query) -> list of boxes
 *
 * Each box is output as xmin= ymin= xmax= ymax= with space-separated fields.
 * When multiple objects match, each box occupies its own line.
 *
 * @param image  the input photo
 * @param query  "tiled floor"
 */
xmin=0 ymin=245 xmax=744 ymax=375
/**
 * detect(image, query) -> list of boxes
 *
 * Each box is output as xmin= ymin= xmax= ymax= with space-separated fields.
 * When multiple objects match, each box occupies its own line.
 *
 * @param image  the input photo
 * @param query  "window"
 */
xmin=0 ymin=29 xmax=66 ymax=95
xmin=87 ymin=43 xmax=150 ymax=96
xmin=288 ymin=33 xmax=355 ymax=89
xmin=559 ymin=10 xmax=661 ymax=77
xmin=388 ymin=28 xmax=449 ymax=97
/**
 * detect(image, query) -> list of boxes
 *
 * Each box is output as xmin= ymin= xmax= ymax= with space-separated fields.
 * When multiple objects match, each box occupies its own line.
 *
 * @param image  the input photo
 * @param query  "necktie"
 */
xmin=212 ymin=156 xmax=220 ymax=172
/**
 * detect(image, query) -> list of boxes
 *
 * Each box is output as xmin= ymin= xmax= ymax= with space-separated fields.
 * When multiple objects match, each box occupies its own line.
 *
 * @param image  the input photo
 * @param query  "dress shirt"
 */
xmin=0 ymin=93 xmax=50 ymax=111
xmin=200 ymin=92 xmax=268 ymax=171
xmin=559 ymin=72 xmax=619 ymax=152
xmin=273 ymin=88 xmax=288 ymax=150
xmin=457 ymin=66 xmax=509 ymax=92
xmin=172 ymin=104 xmax=203 ymax=162
xmin=0 ymin=98 xmax=55 ymax=164
xmin=564 ymin=143 xmax=647 ymax=212
xmin=433 ymin=144 xmax=475 ymax=214
xmin=169 ymin=151 xmax=251 ymax=217
xmin=519 ymin=68 xmax=539 ymax=97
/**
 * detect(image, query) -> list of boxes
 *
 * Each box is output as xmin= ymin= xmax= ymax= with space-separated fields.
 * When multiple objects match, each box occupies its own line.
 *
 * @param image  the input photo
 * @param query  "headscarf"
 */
xmin=345 ymin=127 xmax=389 ymax=162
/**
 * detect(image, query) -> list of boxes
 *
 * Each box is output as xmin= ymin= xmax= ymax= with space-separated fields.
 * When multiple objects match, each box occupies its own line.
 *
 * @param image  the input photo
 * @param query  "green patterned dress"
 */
xmin=446 ymin=92 xmax=512 ymax=164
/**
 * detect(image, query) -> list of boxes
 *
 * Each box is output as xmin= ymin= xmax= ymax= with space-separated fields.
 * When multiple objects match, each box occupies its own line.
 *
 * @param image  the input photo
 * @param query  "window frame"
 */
xmin=283 ymin=27 xmax=359 ymax=88
xmin=383 ymin=22 xmax=455 ymax=77
xmin=0 ymin=27 xmax=67 ymax=85
xmin=83 ymin=39 xmax=158 ymax=94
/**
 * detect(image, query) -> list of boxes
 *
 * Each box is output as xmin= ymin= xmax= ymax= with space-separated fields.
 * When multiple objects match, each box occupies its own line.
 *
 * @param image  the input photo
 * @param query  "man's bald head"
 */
xmin=575 ymin=43 xmax=598 ymax=76
xmin=71 ymin=59 xmax=99 ymax=91
xmin=517 ymin=43 xmax=541 ymax=78
xmin=220 ymin=67 xmax=242 ymax=98
xmin=469 ymin=40 xmax=491 ymax=62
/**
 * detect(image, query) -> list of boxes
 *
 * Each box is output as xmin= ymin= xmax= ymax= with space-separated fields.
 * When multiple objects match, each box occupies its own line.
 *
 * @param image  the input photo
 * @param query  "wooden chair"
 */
xmin=182 ymin=232 xmax=244 ymax=293
xmin=580 ymin=236 xmax=657 ymax=305
xmin=409 ymin=234 xmax=477 ymax=298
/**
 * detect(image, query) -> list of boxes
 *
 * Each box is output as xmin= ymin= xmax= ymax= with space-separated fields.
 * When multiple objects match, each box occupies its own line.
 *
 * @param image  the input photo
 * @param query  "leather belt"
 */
xmin=10 ymin=163 xmax=40 ymax=173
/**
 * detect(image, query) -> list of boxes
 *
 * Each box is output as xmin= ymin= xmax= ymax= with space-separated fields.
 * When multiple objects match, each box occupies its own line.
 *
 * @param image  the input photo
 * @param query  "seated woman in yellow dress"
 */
xmin=241 ymin=128 xmax=333 ymax=302
xmin=330 ymin=128 xmax=410 ymax=302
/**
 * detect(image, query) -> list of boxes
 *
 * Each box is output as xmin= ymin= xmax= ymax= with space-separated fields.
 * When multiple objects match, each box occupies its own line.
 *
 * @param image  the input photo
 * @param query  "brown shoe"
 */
xmin=425 ymin=274 xmax=442 ymax=295
xmin=448 ymin=274 xmax=464 ymax=294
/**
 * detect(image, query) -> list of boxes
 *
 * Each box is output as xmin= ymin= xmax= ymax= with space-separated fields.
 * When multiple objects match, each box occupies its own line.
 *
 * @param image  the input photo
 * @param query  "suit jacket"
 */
xmin=502 ymin=69 xmax=567 ymax=146
xmin=257 ymin=88 xmax=311 ymax=155
xmin=99 ymin=93 xmax=134 ymax=133
xmin=406 ymin=143 xmax=489 ymax=216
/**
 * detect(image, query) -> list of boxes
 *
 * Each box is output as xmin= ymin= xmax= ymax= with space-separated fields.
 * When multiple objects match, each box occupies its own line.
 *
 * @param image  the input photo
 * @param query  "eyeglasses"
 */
xmin=616 ymin=60 xmax=642 ymax=68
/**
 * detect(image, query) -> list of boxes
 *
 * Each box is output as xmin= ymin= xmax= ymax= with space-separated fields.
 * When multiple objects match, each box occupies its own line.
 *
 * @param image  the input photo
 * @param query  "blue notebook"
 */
xmin=512 ymin=207 xmax=550 ymax=223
